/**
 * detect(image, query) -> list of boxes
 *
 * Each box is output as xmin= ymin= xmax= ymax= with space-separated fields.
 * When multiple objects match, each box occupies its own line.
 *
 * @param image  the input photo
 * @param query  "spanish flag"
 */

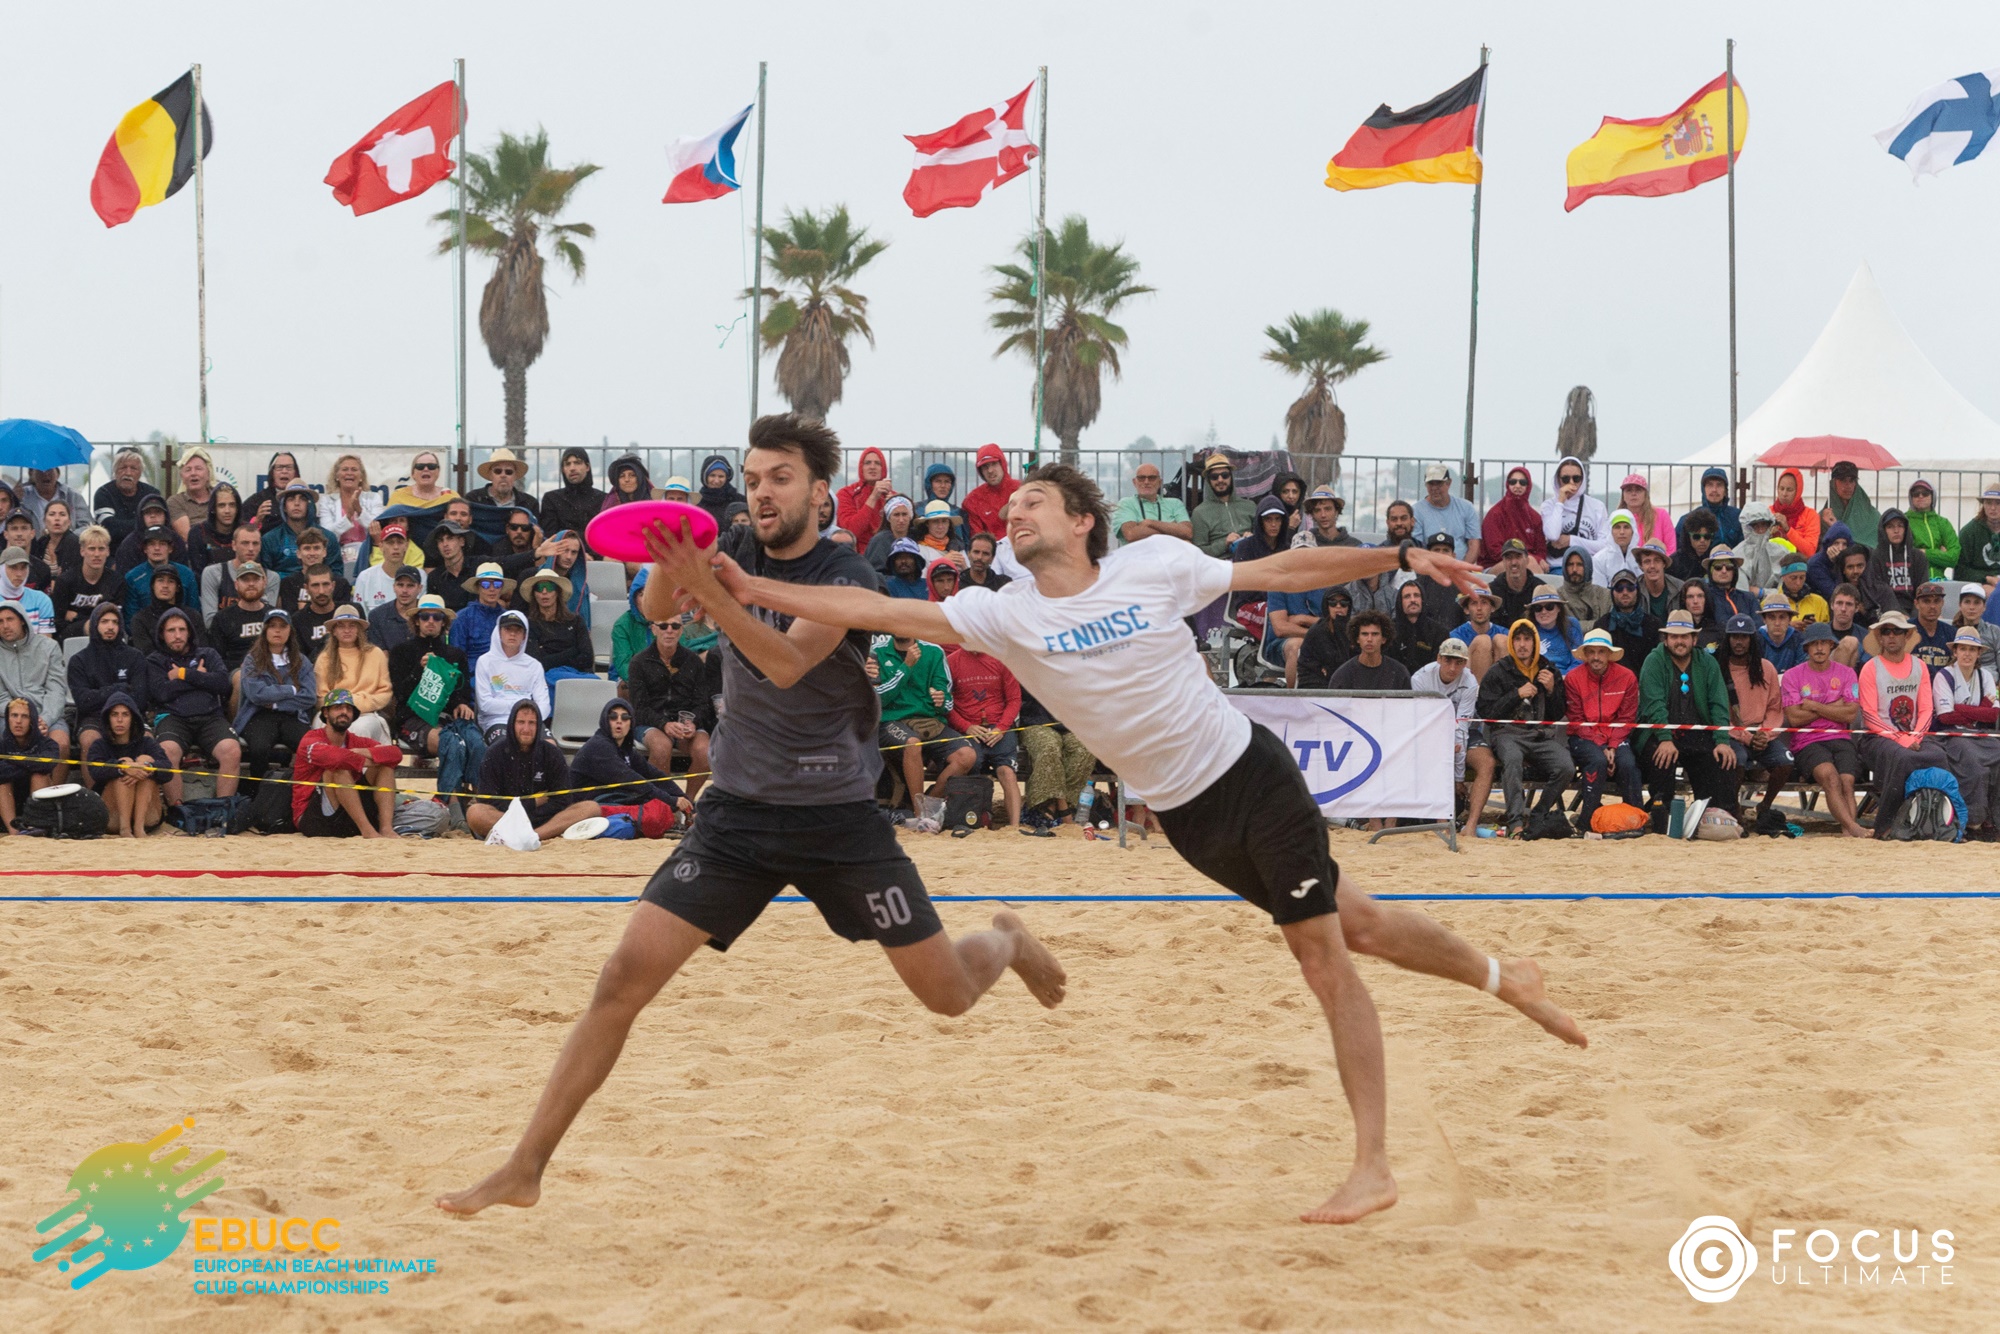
xmin=1564 ymin=75 xmax=1747 ymax=212
xmin=90 ymin=71 xmax=214 ymax=228
xmin=1325 ymin=68 xmax=1484 ymax=191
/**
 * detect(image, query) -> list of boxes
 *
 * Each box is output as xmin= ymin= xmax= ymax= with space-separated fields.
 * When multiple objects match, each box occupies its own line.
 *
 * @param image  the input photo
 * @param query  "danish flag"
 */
xmin=325 ymin=82 xmax=460 ymax=216
xmin=903 ymin=81 xmax=1039 ymax=219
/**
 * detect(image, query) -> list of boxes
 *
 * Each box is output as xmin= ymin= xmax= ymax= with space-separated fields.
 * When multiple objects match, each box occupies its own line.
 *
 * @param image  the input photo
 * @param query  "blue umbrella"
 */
xmin=0 ymin=419 xmax=92 ymax=470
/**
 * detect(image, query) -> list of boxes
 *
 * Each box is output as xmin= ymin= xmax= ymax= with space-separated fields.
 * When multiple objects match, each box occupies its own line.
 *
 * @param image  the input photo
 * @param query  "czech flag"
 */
xmin=90 ymin=70 xmax=214 ymax=228
xmin=1325 ymin=68 xmax=1484 ymax=191
xmin=662 ymin=105 xmax=752 ymax=204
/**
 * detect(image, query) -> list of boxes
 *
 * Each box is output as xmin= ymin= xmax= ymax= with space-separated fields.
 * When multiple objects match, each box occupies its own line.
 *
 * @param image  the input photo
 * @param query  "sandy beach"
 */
xmin=2 ymin=826 xmax=1994 ymax=1331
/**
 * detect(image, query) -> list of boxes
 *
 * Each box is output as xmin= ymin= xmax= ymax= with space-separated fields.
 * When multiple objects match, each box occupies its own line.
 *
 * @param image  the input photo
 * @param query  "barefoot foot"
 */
xmin=1300 ymin=1163 xmax=1398 ymax=1224
xmin=994 ymin=910 xmax=1066 ymax=1008
xmin=1497 ymin=958 xmax=1587 ymax=1048
xmin=435 ymin=1161 xmax=542 ymax=1216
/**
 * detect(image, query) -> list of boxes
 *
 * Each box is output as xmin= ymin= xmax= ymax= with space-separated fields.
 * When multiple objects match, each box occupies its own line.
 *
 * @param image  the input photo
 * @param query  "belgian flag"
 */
xmin=1325 ymin=68 xmax=1484 ymax=191
xmin=90 ymin=70 xmax=214 ymax=228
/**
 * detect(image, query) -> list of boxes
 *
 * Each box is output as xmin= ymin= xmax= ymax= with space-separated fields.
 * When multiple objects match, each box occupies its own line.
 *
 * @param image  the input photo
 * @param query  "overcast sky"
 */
xmin=6 ymin=1 xmax=2000 ymax=468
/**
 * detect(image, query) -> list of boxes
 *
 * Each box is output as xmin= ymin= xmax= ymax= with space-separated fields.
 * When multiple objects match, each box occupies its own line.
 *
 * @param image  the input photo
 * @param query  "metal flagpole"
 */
xmin=749 ymin=61 xmax=768 ymax=427
xmin=1726 ymin=38 xmax=1739 ymax=488
xmin=1459 ymin=46 xmax=1487 ymax=500
xmin=455 ymin=57 xmax=468 ymax=493
xmin=191 ymin=64 xmax=210 ymax=445
xmin=1032 ymin=66 xmax=1048 ymax=459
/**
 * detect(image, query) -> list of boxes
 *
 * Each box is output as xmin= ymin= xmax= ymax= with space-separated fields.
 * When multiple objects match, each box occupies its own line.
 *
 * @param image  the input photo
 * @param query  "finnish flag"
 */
xmin=1877 ymin=69 xmax=2000 ymax=180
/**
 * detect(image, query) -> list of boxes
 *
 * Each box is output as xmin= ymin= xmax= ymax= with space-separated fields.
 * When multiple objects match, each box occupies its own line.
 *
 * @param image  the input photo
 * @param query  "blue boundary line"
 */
xmin=3 ymin=892 xmax=2000 ymax=905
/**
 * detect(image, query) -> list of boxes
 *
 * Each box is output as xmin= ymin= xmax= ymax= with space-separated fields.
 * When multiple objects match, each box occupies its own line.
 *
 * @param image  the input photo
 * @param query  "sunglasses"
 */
xmin=477 ymin=579 xmax=505 ymax=589
xmin=412 ymin=462 xmax=439 ymax=473
xmin=416 ymin=612 xmax=446 ymax=623
xmin=1557 ymin=473 xmax=1583 ymax=484
xmin=1507 ymin=478 xmax=1530 ymax=489
xmin=506 ymin=523 xmax=533 ymax=532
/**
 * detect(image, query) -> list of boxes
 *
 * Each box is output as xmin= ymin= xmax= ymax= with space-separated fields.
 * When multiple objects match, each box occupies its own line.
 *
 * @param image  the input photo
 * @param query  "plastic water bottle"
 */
xmin=1077 ymin=787 xmax=1098 ymax=840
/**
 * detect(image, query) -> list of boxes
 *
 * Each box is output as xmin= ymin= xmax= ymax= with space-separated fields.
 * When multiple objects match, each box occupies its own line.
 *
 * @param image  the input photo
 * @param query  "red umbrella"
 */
xmin=1756 ymin=435 xmax=1900 ymax=470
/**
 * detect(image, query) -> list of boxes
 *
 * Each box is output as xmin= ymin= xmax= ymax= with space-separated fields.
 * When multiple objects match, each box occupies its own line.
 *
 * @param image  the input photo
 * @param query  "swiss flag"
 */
xmin=325 ymin=82 xmax=461 ymax=216
xmin=903 ymin=82 xmax=1038 ymax=219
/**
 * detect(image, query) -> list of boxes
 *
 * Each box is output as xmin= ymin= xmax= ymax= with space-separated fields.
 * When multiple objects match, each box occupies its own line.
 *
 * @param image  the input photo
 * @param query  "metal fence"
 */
xmin=78 ymin=442 xmax=2000 ymax=542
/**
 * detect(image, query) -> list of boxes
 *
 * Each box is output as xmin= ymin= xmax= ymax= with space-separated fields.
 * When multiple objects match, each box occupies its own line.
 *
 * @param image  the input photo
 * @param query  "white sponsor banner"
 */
xmin=1228 ymin=691 xmax=1455 ymax=820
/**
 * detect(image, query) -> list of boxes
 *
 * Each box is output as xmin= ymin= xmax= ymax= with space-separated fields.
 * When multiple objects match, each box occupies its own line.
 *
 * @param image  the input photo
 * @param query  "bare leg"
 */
xmin=213 ymin=738 xmax=241 ymax=799
xmin=137 ymin=781 xmax=164 ymax=833
xmin=996 ymin=765 xmax=1022 ymax=827
xmin=881 ymin=910 xmax=1066 ymax=1014
xmin=1282 ymin=914 xmax=1396 ymax=1224
xmin=1815 ymin=764 xmax=1867 ymax=837
xmin=533 ymin=801 xmax=603 ymax=840
xmin=1335 ymin=872 xmax=1587 ymax=1048
xmin=900 ymin=742 xmax=926 ymax=817
xmin=927 ymin=745 xmax=975 ymax=796
xmin=322 ymin=773 xmax=385 ymax=837
xmin=437 ymin=902 xmax=711 ymax=1216
xmin=1460 ymin=747 xmax=1497 ymax=838
xmin=49 ymin=734 xmax=69 ymax=786
xmin=1283 ymin=636 xmax=1303 ymax=690
xmin=159 ymin=741 xmax=185 ymax=806
xmin=104 ymin=779 xmax=134 ymax=836
xmin=0 ymin=785 xmax=15 ymax=832
xmin=77 ymin=730 xmax=103 ymax=791
xmin=688 ymin=732 xmax=710 ymax=800
xmin=367 ymin=763 xmax=397 ymax=834
xmin=1468 ymin=633 xmax=1497 ymax=680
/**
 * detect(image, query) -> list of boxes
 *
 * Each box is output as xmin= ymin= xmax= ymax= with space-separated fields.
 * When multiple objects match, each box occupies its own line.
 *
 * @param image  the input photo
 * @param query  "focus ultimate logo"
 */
xmin=31 ymin=1118 xmax=226 ymax=1290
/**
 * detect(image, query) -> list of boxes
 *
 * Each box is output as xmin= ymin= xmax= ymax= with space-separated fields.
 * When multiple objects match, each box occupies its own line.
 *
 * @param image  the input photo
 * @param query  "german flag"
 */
xmin=1326 ymin=68 xmax=1484 ymax=191
xmin=90 ymin=71 xmax=214 ymax=228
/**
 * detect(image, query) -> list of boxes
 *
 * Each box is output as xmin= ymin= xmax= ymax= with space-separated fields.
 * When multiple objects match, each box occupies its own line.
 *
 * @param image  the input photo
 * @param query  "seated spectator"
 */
xmin=206 ymin=561 xmax=275 ymax=672
xmin=542 ymin=447 xmax=606 ymax=545
xmin=609 ymin=567 xmax=652 ymax=682
xmin=1807 ymin=522 xmax=1853 ymax=600
xmin=352 ymin=522 xmax=419 ymax=612
xmin=145 ymin=606 xmax=241 ymax=804
xmin=1328 ymin=610 xmax=1411 ymax=690
xmin=1774 ymin=560 xmax=1829 ymax=624
xmin=915 ymin=499 xmax=966 ymax=568
xmin=1636 ymin=610 xmax=1739 ymax=832
xmin=1736 ymin=502 xmax=1786 ymax=592
xmin=0 ymin=694 xmax=61 ymax=829
xmin=1591 ymin=510 xmax=1643 ymax=588
xmin=1474 ymin=618 xmax=1573 ymax=833
xmin=568 ymin=698 xmax=690 ymax=817
xmin=1563 ymin=627 xmax=1640 ymax=826
xmin=1702 ymin=545 xmax=1760 ymax=621
xmin=292 ymin=688 xmax=401 ymax=839
xmin=865 ymin=496 xmax=917 ymax=573
xmin=1781 ymin=622 xmax=1867 ymax=838
xmin=1617 ymin=474 xmax=1675 ymax=554
xmin=3 ymin=513 xmax=51 ymax=591
xmin=1412 ymin=637 xmax=1495 ymax=840
xmin=883 ymin=541 xmax=928 ymax=599
xmin=491 ymin=507 xmax=544 ymax=584
xmin=1230 ymin=496 xmax=1290 ymax=569
xmin=1556 ymin=547 xmax=1610 ymax=625
xmin=275 ymin=529 xmax=351 ymax=611
xmin=1482 ymin=467 xmax=1547 ymax=568
xmin=260 ymin=484 xmax=326 ymax=578
xmin=1270 ymin=470 xmax=1307 ymax=540
xmin=1836 ymin=544 xmax=1895 ymax=622
xmin=425 ymin=522 xmax=476 ymax=609
xmin=1870 ymin=509 xmax=1921 ymax=610
xmin=1016 ymin=688 xmax=1095 ymax=829
xmin=55 ymin=525 xmax=121 ymax=641
xmin=520 ymin=570 xmax=595 ymax=682
xmin=1935 ymin=627 xmax=2000 ymax=839
xmin=451 ymin=562 xmax=514 ymax=655
xmin=1856 ymin=610 xmax=1955 ymax=837
xmin=1634 ymin=542 xmax=1681 ymax=621
xmin=367 ymin=566 xmax=424 ymax=651
xmin=836 ymin=447 xmax=893 ymax=547
xmin=1262 ymin=578 xmax=1325 ymax=687
xmin=1689 ymin=467 xmax=1744 ymax=547
xmin=1412 ymin=464 xmax=1480 ymax=560
xmin=1668 ymin=509 xmax=1719 ymax=582
xmin=1827 ymin=583 xmax=1870 ymax=668
xmin=31 ymin=498 xmax=83 ymax=580
xmin=1526 ymin=586 xmax=1581 ymax=672
xmin=467 ymin=698 xmax=602 ymax=841
xmin=960 ymin=445 xmax=1016 ymax=542
xmin=291 ymin=563 xmax=342 ymax=659
xmin=1294 ymin=587 xmax=1354 ymax=688
xmin=117 ymin=527 xmax=192 ymax=628
xmin=389 ymin=595 xmax=483 ymax=799
xmin=234 ymin=609 xmax=317 ymax=779
xmin=1906 ymin=581 xmax=1955 ymax=670
xmin=0 ymin=603 xmax=69 ymax=779
xmin=1447 ymin=586 xmax=1508 ymax=678
xmin=1290 ymin=486 xmax=1357 ymax=550
xmin=467 ymin=448 xmax=538 ymax=519
xmin=1487 ymin=538 xmax=1543 ymax=626
xmin=112 ymin=494 xmax=189 ymax=576
xmin=1384 ymin=580 xmax=1445 ymax=674
xmin=1758 ymin=593 xmax=1807 ymax=673
xmin=1952 ymin=585 xmax=1999 ymax=671
xmin=315 ymin=606 xmax=394 ymax=742
xmin=474 ymin=609 xmax=549 ymax=741
xmin=872 ymin=631 xmax=973 ymax=826
xmin=89 ymin=692 xmax=169 ymax=837
xmin=1597 ymin=571 xmax=1662 ymax=672
xmin=1956 ymin=484 xmax=2000 ymax=588
xmin=68 ymin=604 xmax=147 ymax=791
xmin=131 ymin=562 xmax=199 ymax=657
xmin=1674 ymin=580 xmax=1728 ymax=655
xmin=1543 ymin=454 xmax=1609 ymax=559
xmin=627 ymin=611 xmax=709 ymax=785
xmin=926 ymin=561 xmax=960 ymax=602
xmin=962 ymin=532 xmax=1012 ymax=591
xmin=946 ymin=639 xmax=1024 ymax=828
xmin=1720 ymin=613 xmax=1795 ymax=826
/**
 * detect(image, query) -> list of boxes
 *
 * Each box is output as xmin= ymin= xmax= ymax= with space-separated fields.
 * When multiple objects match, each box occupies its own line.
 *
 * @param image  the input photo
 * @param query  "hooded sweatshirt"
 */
xmin=883 ymin=539 xmax=929 ymax=600
xmin=944 ymin=644 xmax=1021 ymax=734
xmin=1736 ymin=501 xmax=1786 ymax=592
xmin=1956 ymin=507 xmax=2000 ymax=584
xmin=0 ymin=561 xmax=57 ymax=641
xmin=1903 ymin=485 xmax=1958 ymax=580
xmin=1667 ymin=510 xmax=1721 ymax=582
xmin=0 ymin=609 xmax=69 ymax=724
xmin=1688 ymin=467 xmax=1743 ymax=547
xmin=1823 ymin=480 xmax=1880 ymax=548
xmin=1563 ymin=656 xmax=1638 ymax=750
xmin=1807 ymin=521 xmax=1853 ymax=600
xmin=1474 ymin=622 xmax=1565 ymax=734
xmin=1231 ymin=496 xmax=1292 ymax=563
xmin=695 ymin=454 xmax=745 ymax=526
xmin=924 ymin=561 xmax=960 ymax=602
xmin=568 ymin=699 xmax=683 ymax=807
xmin=69 ymin=606 xmax=149 ymax=723
xmin=388 ymin=624 xmax=472 ymax=727
xmin=86 ymin=691 xmax=169 ymax=782
xmin=1867 ymin=509 xmax=1920 ymax=608
xmin=917 ymin=464 xmax=967 ymax=548
xmin=0 ymin=694 xmax=62 ymax=783
xmin=1482 ymin=467 xmax=1548 ymax=564
xmin=1558 ymin=548 xmax=1611 ymax=623
xmin=474 ymin=698 xmax=575 ymax=819
xmin=1191 ymin=473 xmax=1257 ymax=557
xmin=961 ymin=444 xmax=1019 ymax=540
xmin=129 ymin=564 xmax=202 ymax=657
xmin=145 ymin=608 xmax=230 ymax=719
xmin=609 ymin=567 xmax=654 ymax=682
xmin=1771 ymin=468 xmax=1820 ymax=558
xmin=474 ymin=611 xmax=551 ymax=732
xmin=540 ymin=448 xmax=606 ymax=542
xmin=598 ymin=454 xmax=657 ymax=511
xmin=836 ymin=447 xmax=893 ymax=548
xmin=1540 ymin=455 xmax=1611 ymax=556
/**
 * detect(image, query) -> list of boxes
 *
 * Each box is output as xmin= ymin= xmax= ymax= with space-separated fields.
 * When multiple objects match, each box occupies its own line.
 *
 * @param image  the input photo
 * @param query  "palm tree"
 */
xmin=747 ymin=207 xmax=887 ymax=420
xmin=432 ymin=129 xmax=599 ymax=451
xmin=990 ymin=216 xmax=1153 ymax=464
xmin=1260 ymin=309 xmax=1386 ymax=471
xmin=1555 ymin=385 xmax=1598 ymax=461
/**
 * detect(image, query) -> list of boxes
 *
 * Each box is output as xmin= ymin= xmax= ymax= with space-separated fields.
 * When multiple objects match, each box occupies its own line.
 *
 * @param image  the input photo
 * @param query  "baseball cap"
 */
xmin=0 ymin=546 xmax=26 ymax=567
xmin=261 ymin=607 xmax=292 ymax=625
xmin=380 ymin=523 xmax=409 ymax=540
xmin=1915 ymin=581 xmax=1946 ymax=598
xmin=1800 ymin=621 xmax=1836 ymax=644
xmin=1423 ymin=464 xmax=1451 ymax=484
xmin=1830 ymin=460 xmax=1859 ymax=480
xmin=1609 ymin=569 xmax=1640 ymax=588
xmin=1500 ymin=537 xmax=1527 ymax=555
xmin=1427 ymin=530 xmax=1456 ymax=549
xmin=1437 ymin=637 xmax=1470 ymax=660
xmin=1724 ymin=613 xmax=1758 ymax=635
xmin=393 ymin=566 xmax=423 ymax=584
xmin=234 ymin=561 xmax=266 ymax=580
xmin=138 ymin=493 xmax=169 ymax=513
xmin=436 ymin=521 xmax=471 ymax=536
xmin=140 ymin=525 xmax=173 ymax=544
xmin=1960 ymin=584 xmax=1988 ymax=603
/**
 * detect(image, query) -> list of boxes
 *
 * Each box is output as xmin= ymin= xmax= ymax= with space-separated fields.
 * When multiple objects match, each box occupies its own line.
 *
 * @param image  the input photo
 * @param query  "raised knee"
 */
xmin=920 ymin=988 xmax=975 ymax=1018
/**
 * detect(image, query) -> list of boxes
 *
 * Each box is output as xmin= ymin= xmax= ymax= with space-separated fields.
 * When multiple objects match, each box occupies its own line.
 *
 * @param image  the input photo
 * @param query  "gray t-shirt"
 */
xmin=708 ymin=534 xmax=886 ymax=806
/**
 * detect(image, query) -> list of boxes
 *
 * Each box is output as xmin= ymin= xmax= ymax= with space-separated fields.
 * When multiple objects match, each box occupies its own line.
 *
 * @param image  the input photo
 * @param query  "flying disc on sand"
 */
xmin=585 ymin=501 xmax=718 ymax=564
xmin=561 ymin=816 xmax=612 ymax=841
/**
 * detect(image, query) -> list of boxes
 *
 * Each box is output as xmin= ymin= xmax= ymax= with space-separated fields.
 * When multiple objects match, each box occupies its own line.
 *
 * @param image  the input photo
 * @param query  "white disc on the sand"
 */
xmin=33 ymin=783 xmax=82 ymax=800
xmin=562 ymin=816 xmax=611 ymax=841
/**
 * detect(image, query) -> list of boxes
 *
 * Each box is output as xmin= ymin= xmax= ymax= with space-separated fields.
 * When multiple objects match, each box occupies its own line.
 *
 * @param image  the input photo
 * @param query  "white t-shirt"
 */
xmin=940 ymin=536 xmax=1249 ymax=810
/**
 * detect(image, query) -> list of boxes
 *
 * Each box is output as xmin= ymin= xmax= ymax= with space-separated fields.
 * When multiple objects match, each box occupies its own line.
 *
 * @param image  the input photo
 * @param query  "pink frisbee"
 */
xmin=585 ymin=500 xmax=719 ymax=563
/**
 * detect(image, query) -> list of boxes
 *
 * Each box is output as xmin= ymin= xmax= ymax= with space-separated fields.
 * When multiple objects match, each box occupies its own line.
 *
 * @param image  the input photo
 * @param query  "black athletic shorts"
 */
xmin=298 ymin=796 xmax=360 ymax=838
xmin=1153 ymin=722 xmax=1340 ymax=925
xmin=155 ymin=713 xmax=237 ymax=759
xmin=1795 ymin=737 xmax=1860 ymax=778
xmin=641 ymin=787 xmax=943 ymax=952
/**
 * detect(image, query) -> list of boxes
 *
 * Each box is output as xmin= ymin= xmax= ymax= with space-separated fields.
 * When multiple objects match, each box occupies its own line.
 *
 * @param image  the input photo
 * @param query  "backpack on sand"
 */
xmin=940 ymin=775 xmax=994 ymax=832
xmin=1893 ymin=788 xmax=1957 ymax=843
xmin=16 ymin=785 xmax=109 ymax=839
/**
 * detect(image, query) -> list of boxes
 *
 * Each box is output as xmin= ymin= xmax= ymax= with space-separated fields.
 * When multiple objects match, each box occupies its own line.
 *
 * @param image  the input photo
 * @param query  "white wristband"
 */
xmin=1484 ymin=957 xmax=1502 ymax=996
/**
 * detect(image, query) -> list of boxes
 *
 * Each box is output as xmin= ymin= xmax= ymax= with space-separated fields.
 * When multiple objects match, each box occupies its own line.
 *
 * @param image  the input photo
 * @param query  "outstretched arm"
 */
xmin=1233 ymin=543 xmax=1488 ymax=597
xmin=730 ymin=563 xmax=961 ymax=645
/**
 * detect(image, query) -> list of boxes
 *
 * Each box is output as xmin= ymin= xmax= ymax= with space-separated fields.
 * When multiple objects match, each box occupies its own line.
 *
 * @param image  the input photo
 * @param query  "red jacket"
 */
xmin=1563 ymin=661 xmax=1637 ymax=749
xmin=945 ymin=644 xmax=1021 ymax=733
xmin=291 ymin=726 xmax=402 ymax=822
xmin=835 ymin=447 xmax=891 ymax=547
xmin=960 ymin=444 xmax=1019 ymax=540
